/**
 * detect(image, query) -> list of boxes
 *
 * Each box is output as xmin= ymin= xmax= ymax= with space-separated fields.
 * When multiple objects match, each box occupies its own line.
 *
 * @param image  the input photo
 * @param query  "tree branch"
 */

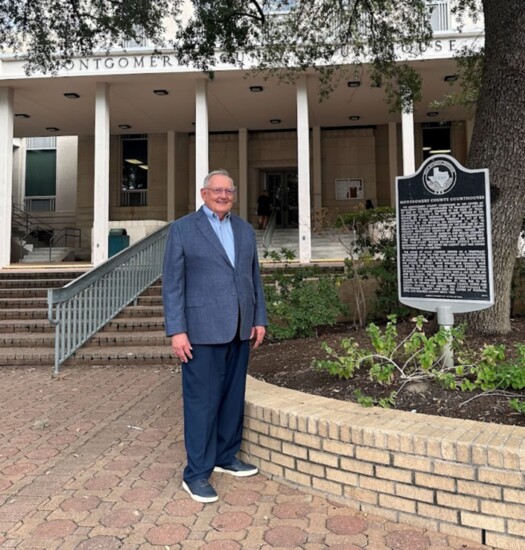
xmin=233 ymin=0 xmax=265 ymax=24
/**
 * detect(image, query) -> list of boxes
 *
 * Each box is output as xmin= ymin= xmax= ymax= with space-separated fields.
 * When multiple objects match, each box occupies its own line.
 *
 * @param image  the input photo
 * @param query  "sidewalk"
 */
xmin=0 ymin=365 xmax=490 ymax=549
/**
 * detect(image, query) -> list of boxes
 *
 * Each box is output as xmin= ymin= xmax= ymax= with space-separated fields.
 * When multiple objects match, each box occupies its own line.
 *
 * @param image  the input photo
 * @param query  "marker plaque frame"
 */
xmin=396 ymin=154 xmax=493 ymax=314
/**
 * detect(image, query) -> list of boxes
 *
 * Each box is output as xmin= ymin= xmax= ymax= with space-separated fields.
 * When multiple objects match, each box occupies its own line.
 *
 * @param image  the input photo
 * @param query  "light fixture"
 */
xmin=250 ymin=85 xmax=264 ymax=93
xmin=64 ymin=92 xmax=80 ymax=99
xmin=153 ymin=89 xmax=169 ymax=96
xmin=348 ymin=115 xmax=360 ymax=121
xmin=430 ymin=149 xmax=451 ymax=154
xmin=270 ymin=119 xmax=281 ymax=124
xmin=15 ymin=113 xmax=30 ymax=118
xmin=124 ymin=158 xmax=143 ymax=164
xmin=444 ymin=74 xmax=458 ymax=83
xmin=427 ymin=111 xmax=439 ymax=117
xmin=422 ymin=146 xmax=432 ymax=151
xmin=46 ymin=127 xmax=59 ymax=132
xmin=119 ymin=124 xmax=132 ymax=130
xmin=138 ymin=164 xmax=148 ymax=170
xmin=347 ymin=80 xmax=361 ymax=88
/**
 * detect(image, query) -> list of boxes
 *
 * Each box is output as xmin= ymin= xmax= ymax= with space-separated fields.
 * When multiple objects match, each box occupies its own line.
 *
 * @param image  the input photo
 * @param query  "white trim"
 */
xmin=92 ymin=82 xmax=110 ymax=266
xmin=167 ymin=130 xmax=175 ymax=221
xmin=297 ymin=76 xmax=312 ymax=263
xmin=0 ymin=87 xmax=14 ymax=267
xmin=239 ymin=128 xmax=248 ymax=219
xmin=195 ymin=79 xmax=208 ymax=209
xmin=402 ymin=107 xmax=415 ymax=175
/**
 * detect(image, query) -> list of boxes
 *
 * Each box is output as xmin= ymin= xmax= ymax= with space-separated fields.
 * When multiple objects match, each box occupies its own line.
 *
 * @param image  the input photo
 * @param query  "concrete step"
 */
xmin=135 ymin=295 xmax=163 ymax=306
xmin=66 ymin=346 xmax=175 ymax=367
xmin=0 ymin=278 xmax=75 ymax=289
xmin=0 ymin=347 xmax=54 ymax=367
xmin=0 ymin=268 xmax=86 ymax=277
xmin=0 ymin=308 xmax=48 ymax=320
xmin=114 ymin=305 xmax=164 ymax=318
xmin=0 ymin=288 xmax=49 ymax=299
xmin=87 ymin=330 xmax=170 ymax=347
xmin=0 ymin=297 xmax=47 ymax=309
xmin=0 ymin=269 xmax=171 ymax=370
xmin=20 ymin=247 xmax=72 ymax=263
xmin=0 ymin=319 xmax=53 ymax=333
xmin=103 ymin=317 xmax=165 ymax=332
xmin=0 ymin=333 xmax=55 ymax=347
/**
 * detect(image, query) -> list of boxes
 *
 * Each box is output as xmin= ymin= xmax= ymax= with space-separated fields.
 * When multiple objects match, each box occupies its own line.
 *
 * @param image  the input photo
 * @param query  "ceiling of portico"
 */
xmin=9 ymin=58 xmax=468 ymax=139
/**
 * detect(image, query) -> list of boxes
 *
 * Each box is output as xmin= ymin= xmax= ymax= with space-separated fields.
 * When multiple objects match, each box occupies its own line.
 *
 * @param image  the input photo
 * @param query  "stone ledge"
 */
xmin=243 ymin=376 xmax=525 ymax=550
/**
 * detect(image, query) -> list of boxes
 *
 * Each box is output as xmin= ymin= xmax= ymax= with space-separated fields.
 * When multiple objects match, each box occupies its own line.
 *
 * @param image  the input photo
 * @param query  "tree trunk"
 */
xmin=465 ymin=0 xmax=525 ymax=334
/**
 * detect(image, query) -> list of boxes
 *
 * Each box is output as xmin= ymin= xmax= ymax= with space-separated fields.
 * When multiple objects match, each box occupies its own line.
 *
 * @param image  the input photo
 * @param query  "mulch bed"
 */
xmin=249 ymin=317 xmax=525 ymax=427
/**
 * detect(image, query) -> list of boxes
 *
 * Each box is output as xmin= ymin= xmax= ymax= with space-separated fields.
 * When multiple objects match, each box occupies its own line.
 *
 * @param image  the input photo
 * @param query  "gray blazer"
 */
xmin=162 ymin=207 xmax=268 ymax=344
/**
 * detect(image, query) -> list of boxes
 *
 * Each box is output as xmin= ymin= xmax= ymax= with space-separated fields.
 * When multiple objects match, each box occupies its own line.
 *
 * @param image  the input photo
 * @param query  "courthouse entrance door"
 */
xmin=265 ymin=170 xmax=299 ymax=228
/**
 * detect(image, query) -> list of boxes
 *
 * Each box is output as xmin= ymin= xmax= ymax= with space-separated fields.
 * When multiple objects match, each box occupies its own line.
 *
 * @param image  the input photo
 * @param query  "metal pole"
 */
xmin=437 ymin=305 xmax=454 ymax=368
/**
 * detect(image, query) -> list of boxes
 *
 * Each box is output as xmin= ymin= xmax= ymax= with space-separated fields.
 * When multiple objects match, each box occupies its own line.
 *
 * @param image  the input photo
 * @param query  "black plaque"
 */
xmin=396 ymin=155 xmax=493 ymax=313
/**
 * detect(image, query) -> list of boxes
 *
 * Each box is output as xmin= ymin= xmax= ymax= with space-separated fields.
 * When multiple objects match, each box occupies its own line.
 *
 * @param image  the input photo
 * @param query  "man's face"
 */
xmin=201 ymin=174 xmax=236 ymax=219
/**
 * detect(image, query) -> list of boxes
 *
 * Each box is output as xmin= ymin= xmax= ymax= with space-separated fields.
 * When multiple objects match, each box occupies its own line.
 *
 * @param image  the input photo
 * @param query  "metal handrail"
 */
xmin=12 ymin=203 xmax=56 ymax=240
xmin=48 ymin=223 xmax=170 ymax=374
xmin=262 ymin=209 xmax=277 ymax=248
xmin=48 ymin=228 xmax=82 ymax=261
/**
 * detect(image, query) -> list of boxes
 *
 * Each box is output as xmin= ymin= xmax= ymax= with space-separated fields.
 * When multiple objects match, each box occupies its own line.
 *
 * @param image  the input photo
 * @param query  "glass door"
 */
xmin=265 ymin=170 xmax=298 ymax=228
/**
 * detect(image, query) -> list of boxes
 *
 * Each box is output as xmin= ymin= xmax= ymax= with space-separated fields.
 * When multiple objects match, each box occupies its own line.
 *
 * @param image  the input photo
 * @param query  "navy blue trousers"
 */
xmin=181 ymin=336 xmax=250 ymax=483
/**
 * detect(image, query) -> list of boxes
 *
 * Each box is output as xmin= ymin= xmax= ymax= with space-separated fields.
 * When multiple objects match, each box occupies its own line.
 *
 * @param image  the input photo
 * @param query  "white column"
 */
xmin=388 ymin=121 xmax=398 ymax=206
xmin=401 ymin=106 xmax=415 ymax=175
xmin=0 ymin=87 xmax=14 ymax=268
xmin=13 ymin=138 xmax=25 ymax=208
xmin=92 ymin=82 xmax=110 ymax=266
xmin=195 ymin=79 xmax=209 ymax=209
xmin=296 ymin=76 xmax=312 ymax=264
xmin=238 ymin=128 xmax=248 ymax=219
xmin=312 ymin=126 xmax=322 ymax=210
xmin=167 ymin=130 xmax=176 ymax=221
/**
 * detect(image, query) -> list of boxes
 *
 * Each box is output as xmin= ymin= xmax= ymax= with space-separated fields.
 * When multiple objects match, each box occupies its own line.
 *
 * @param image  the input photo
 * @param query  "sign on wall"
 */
xmin=335 ymin=178 xmax=364 ymax=200
xmin=396 ymin=155 xmax=493 ymax=314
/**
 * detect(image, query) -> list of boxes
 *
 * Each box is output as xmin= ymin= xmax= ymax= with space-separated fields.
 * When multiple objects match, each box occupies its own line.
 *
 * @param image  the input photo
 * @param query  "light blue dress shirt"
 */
xmin=203 ymin=205 xmax=235 ymax=267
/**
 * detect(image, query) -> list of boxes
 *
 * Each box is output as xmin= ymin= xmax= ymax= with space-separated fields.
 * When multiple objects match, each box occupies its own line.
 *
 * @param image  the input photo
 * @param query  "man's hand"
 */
xmin=250 ymin=326 xmax=266 ymax=349
xmin=171 ymin=332 xmax=193 ymax=363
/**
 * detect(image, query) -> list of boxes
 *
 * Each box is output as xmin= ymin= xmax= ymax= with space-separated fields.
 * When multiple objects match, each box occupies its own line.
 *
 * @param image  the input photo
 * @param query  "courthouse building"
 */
xmin=0 ymin=1 xmax=484 ymax=267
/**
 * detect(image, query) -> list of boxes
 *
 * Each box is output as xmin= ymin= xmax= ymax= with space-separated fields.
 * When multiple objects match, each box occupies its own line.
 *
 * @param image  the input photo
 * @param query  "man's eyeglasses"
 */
xmin=205 ymin=187 xmax=237 ymax=196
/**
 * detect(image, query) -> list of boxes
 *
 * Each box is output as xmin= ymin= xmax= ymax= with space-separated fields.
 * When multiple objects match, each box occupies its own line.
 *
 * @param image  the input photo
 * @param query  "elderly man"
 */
xmin=162 ymin=169 xmax=268 ymax=503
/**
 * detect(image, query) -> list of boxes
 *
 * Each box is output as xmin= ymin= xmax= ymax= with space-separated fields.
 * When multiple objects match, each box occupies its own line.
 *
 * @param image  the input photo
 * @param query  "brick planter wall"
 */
xmin=243 ymin=377 xmax=525 ymax=550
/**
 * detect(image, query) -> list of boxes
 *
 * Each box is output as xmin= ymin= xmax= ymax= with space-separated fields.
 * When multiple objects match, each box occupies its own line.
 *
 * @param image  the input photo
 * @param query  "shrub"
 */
xmin=314 ymin=315 xmax=463 ymax=391
xmin=338 ymin=207 xmax=410 ymax=322
xmin=314 ymin=315 xmax=525 ymax=414
xmin=262 ymin=248 xmax=346 ymax=340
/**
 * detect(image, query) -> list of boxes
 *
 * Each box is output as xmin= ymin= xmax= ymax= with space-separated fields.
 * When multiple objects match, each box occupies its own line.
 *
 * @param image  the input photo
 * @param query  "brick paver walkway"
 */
xmin=0 ymin=365 xmax=490 ymax=549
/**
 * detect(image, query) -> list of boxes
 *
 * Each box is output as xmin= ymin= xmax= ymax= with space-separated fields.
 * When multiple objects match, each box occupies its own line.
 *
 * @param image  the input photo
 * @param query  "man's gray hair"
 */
xmin=203 ymin=169 xmax=233 ymax=188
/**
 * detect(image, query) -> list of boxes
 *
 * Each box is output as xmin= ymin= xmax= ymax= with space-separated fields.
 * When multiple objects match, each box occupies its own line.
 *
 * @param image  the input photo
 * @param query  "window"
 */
xmin=25 ymin=149 xmax=57 ymax=212
xmin=121 ymin=26 xmax=148 ymax=49
xmin=121 ymin=135 xmax=148 ymax=207
xmin=428 ymin=1 xmax=450 ymax=32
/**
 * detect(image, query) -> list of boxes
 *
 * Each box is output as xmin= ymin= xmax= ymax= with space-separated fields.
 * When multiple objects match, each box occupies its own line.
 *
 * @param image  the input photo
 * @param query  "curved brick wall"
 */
xmin=242 ymin=376 xmax=525 ymax=550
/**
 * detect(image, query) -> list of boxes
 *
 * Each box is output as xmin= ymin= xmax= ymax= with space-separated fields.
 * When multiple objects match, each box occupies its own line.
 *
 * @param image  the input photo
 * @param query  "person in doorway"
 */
xmin=256 ymin=190 xmax=272 ymax=229
xmin=162 ymin=169 xmax=268 ymax=504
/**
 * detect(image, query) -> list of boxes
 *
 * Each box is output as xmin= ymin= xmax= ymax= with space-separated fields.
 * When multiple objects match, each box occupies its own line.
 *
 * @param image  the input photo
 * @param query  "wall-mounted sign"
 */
xmin=335 ymin=178 xmax=363 ymax=200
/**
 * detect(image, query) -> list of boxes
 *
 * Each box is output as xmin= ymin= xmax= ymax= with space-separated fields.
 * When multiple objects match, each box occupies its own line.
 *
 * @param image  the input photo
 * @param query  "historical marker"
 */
xmin=396 ymin=154 xmax=493 ymax=315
